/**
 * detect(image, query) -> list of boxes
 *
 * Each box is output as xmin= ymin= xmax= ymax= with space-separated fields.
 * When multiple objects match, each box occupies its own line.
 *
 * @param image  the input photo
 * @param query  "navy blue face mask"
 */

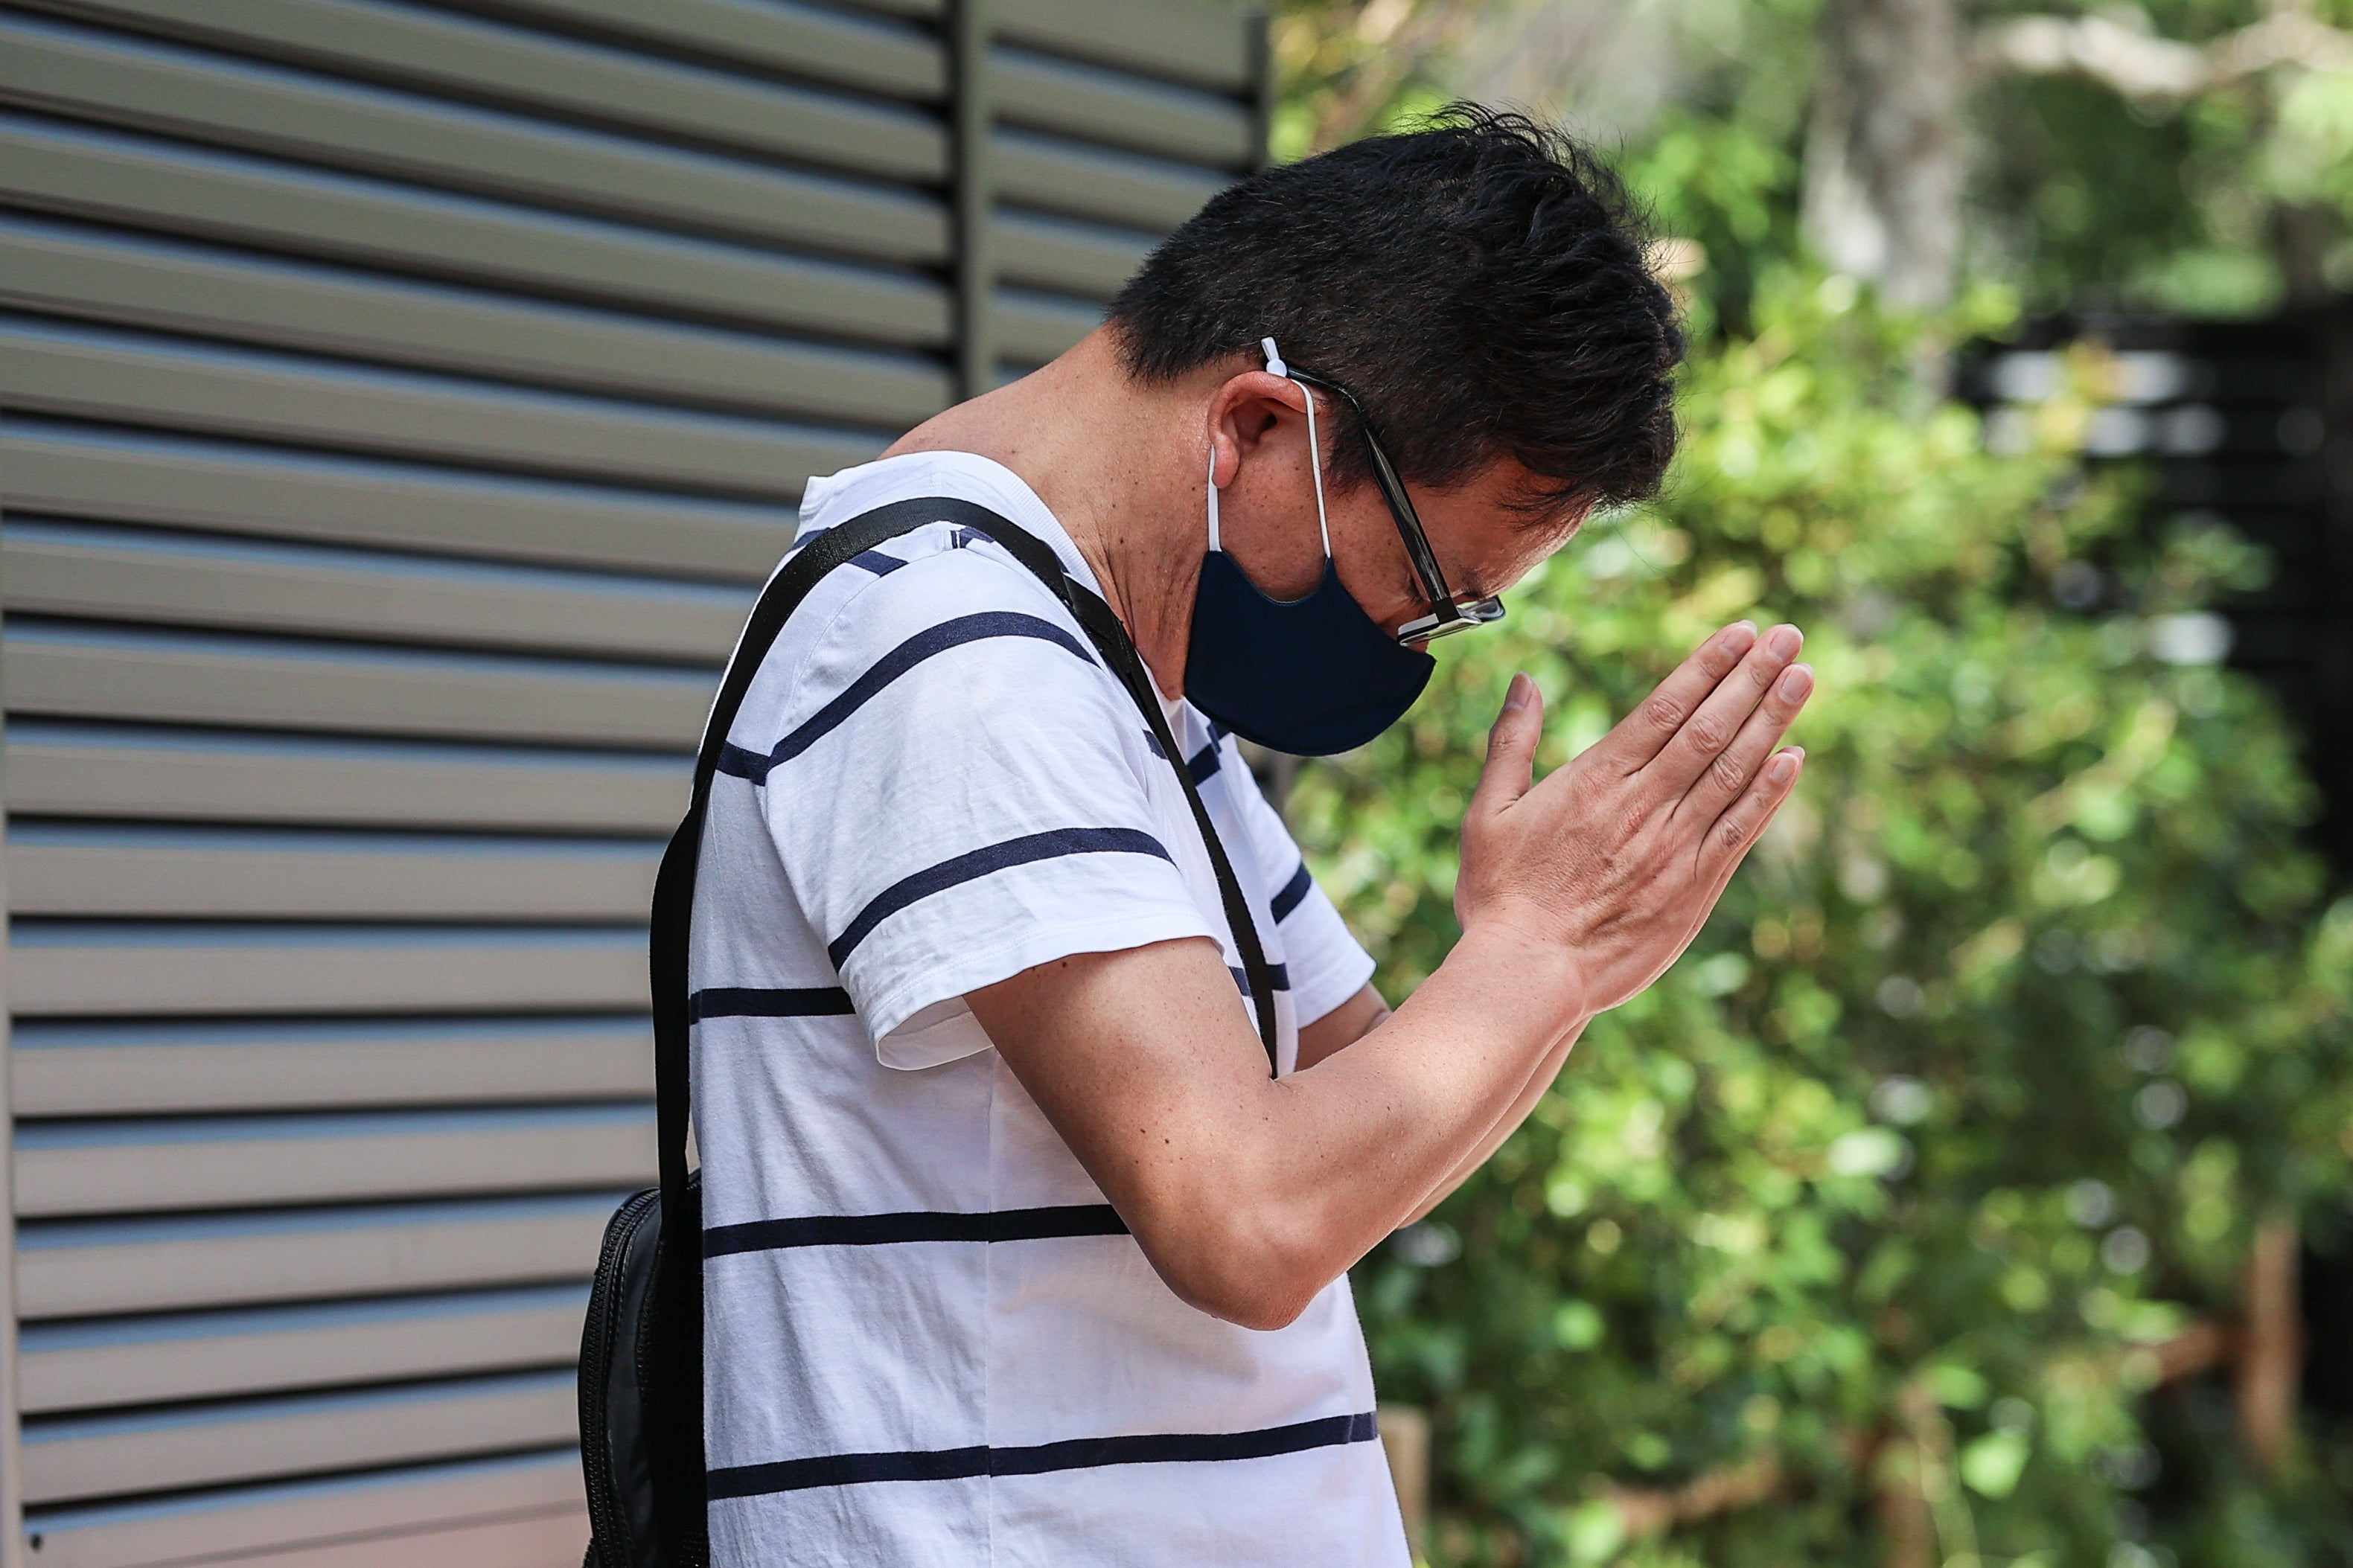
xmin=1182 ymin=342 xmax=1434 ymax=756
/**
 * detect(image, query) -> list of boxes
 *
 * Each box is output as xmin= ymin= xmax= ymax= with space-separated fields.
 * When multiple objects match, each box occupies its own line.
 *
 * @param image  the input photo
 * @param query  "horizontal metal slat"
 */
xmin=994 ymin=207 xmax=1153 ymax=299
xmin=1 ymin=422 xmax=796 ymax=580
xmin=450 ymin=0 xmax=945 ymax=102
xmin=1 ymin=117 xmax=952 ymax=347
xmin=0 ymin=15 xmax=948 ymax=264
xmin=19 ymin=1283 xmax=587 ymax=1412
xmin=22 ymin=0 xmax=948 ymax=182
xmin=1 ymin=319 xmax=880 ymax=499
xmin=10 ymin=1015 xmax=652 ymax=1116
xmin=21 ymin=1369 xmax=578 ymax=1505
xmin=996 ymin=286 xmax=1103 ymax=365
xmin=7 ymin=921 xmax=647 ymax=1016
xmin=15 ymin=1194 xmax=622 ymax=1317
xmin=4 ymin=623 xmax=712 ymax=748
xmin=7 ymin=824 xmax=662 ymax=921
xmin=13 ymin=1104 xmax=655 ymax=1218
xmin=4 ymin=721 xmax=690 ymax=833
xmin=2 ymin=516 xmax=754 ymax=661
xmin=1 ymin=217 xmax=952 ymax=426
xmin=992 ymin=45 xmax=1251 ymax=169
xmin=994 ymin=125 xmax=1227 ymax=233
xmin=22 ymin=1450 xmax=584 ymax=1568
xmin=994 ymin=0 xmax=1253 ymax=94
xmin=48 ymin=1503 xmax=584 ymax=1568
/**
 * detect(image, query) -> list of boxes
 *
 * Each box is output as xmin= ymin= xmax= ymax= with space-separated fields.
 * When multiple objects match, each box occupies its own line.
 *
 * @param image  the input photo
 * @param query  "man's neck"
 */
xmin=883 ymin=329 xmax=1202 ymax=699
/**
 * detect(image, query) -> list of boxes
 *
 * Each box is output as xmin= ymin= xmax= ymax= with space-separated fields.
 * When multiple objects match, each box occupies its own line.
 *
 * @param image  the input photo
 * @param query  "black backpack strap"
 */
xmin=651 ymin=499 xmax=980 ymax=1259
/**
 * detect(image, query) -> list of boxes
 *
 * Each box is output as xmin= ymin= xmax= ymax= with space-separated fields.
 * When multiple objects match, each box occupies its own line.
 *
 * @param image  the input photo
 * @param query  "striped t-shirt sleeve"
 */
xmin=1217 ymin=740 xmax=1378 ymax=1028
xmin=759 ymin=551 xmax=1220 ymax=1066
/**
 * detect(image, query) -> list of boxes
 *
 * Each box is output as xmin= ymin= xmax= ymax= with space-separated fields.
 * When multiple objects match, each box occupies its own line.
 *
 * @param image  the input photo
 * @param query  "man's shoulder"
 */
xmin=775 ymin=524 xmax=1076 ymax=676
xmin=732 ymin=470 xmax=1104 ymax=746
xmin=786 ymin=457 xmax=1080 ymax=641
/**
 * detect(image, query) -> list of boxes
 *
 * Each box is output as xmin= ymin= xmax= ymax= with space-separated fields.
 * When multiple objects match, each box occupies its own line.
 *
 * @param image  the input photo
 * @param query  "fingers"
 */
xmin=1646 ymin=624 xmax=1806 ymax=794
xmin=1469 ymin=672 xmax=1542 ymax=820
xmin=1699 ymin=745 xmax=1804 ymax=880
xmin=1595 ymin=621 xmax=1758 ymax=772
xmin=1673 ymin=655 xmax=1814 ymax=822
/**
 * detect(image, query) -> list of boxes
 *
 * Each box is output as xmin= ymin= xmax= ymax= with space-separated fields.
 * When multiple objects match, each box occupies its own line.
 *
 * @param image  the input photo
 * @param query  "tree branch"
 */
xmin=1599 ymin=1452 xmax=1787 ymax=1538
xmin=1976 ymin=6 xmax=2353 ymax=103
xmin=2237 ymin=1214 xmax=2303 ymax=1472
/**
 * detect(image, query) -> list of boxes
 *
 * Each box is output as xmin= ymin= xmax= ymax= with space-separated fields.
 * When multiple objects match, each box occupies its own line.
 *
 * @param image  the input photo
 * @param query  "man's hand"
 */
xmin=1457 ymin=620 xmax=1811 ymax=1014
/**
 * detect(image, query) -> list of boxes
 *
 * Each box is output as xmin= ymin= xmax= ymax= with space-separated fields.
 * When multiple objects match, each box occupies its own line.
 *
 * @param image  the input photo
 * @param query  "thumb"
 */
xmin=1471 ymin=672 xmax=1542 ymax=819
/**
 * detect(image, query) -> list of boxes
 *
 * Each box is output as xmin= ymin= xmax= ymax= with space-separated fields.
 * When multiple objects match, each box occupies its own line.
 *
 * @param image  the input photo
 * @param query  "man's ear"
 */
xmin=1207 ymin=371 xmax=1309 ymax=488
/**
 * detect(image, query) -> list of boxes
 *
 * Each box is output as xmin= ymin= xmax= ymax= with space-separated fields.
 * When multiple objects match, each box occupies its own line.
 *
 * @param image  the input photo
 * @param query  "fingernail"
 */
xmin=1767 ymin=750 xmax=1799 ymax=783
xmin=1503 ymin=672 xmax=1533 ymax=711
xmin=1766 ymin=624 xmax=1803 ymax=660
xmin=1778 ymin=663 xmax=1813 ymax=702
xmin=1723 ymin=623 xmax=1757 ymax=655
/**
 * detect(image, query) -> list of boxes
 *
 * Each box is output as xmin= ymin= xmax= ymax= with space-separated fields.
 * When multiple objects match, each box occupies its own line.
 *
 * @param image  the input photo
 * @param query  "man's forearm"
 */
xmin=1210 ymin=925 xmax=1591 ymax=1312
xmin=1297 ymin=979 xmax=1586 ymax=1227
xmin=1399 ymin=1016 xmax=1585 ymax=1226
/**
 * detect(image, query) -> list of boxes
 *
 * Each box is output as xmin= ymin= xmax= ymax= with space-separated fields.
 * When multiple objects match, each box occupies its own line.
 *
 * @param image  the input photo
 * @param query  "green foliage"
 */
xmin=1619 ymin=113 xmax=1803 ymax=339
xmin=1263 ymin=6 xmax=2353 ymax=1558
xmin=1294 ymin=274 xmax=2353 ymax=1564
xmin=1271 ymin=0 xmax=2353 ymax=314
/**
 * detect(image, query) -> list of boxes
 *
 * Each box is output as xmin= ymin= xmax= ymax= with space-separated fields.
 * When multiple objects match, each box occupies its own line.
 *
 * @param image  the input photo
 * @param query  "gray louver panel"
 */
xmin=0 ymin=16 xmax=948 ymax=260
xmin=7 ymin=825 xmax=663 ymax=920
xmin=23 ymin=1451 xmax=590 ymax=1568
xmin=1 ymin=220 xmax=953 ymax=426
xmin=18 ymin=1196 xmax=628 ymax=1319
xmin=17 ymin=1284 xmax=592 ymax=1412
xmin=977 ymin=0 xmax=1263 ymax=378
xmin=10 ymin=924 xmax=648 ymax=1015
xmin=3 ymin=320 xmax=880 ymax=497
xmin=15 ymin=1107 xmax=657 ymax=1218
xmin=0 ymin=0 xmax=1265 ymax=1560
xmin=24 ymin=1370 xmax=580 ymax=1505
xmin=12 ymin=1018 xmax=654 ymax=1117
xmin=1 ymin=118 xmax=954 ymax=345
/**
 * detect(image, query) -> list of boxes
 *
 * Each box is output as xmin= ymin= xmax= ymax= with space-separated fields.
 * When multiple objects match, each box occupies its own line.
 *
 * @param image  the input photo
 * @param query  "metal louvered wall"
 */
xmin=0 ymin=1 xmax=1267 ymax=1561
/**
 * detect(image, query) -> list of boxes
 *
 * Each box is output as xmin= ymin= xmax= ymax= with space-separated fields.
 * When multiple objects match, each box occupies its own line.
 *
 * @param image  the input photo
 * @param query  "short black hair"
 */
xmin=1108 ymin=105 xmax=1683 ymax=519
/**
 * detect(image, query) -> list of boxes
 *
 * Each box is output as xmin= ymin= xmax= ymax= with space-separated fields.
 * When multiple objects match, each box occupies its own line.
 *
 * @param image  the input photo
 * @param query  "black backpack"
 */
xmin=578 ymin=497 xmax=1280 ymax=1567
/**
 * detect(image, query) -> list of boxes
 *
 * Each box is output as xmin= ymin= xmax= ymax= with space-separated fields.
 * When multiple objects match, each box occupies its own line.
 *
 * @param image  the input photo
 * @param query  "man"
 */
xmin=691 ymin=108 xmax=1812 ymax=1563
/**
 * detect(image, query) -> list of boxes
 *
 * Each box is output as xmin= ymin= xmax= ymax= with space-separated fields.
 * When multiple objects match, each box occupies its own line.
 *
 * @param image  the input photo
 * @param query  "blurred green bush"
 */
xmin=1300 ymin=273 xmax=2353 ymax=1565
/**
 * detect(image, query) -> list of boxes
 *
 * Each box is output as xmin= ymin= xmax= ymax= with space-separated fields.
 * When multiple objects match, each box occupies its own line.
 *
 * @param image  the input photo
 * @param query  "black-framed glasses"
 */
xmin=1282 ymin=367 xmax=1508 ymax=646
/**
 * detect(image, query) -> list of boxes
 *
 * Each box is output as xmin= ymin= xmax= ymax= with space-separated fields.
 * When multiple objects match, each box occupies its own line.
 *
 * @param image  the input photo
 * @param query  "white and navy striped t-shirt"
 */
xmin=690 ymin=452 xmax=1408 ymax=1566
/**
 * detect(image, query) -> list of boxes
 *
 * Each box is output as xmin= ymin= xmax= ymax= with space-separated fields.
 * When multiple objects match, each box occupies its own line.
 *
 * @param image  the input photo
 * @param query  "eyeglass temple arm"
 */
xmin=1280 ymin=369 xmax=1462 ymax=609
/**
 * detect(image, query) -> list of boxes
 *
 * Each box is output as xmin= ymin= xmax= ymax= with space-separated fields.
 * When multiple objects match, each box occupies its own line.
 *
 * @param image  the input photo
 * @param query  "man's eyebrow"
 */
xmin=1450 ymin=545 xmax=1507 ymax=602
xmin=1443 ymin=566 xmax=1499 ymax=604
xmin=1463 ymin=579 xmax=1510 ymax=607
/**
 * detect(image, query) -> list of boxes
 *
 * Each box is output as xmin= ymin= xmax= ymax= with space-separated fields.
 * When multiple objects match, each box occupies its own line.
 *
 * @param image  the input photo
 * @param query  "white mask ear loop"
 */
xmin=1204 ymin=444 xmax=1222 ymax=552
xmin=1259 ymin=336 xmax=1332 ymax=560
